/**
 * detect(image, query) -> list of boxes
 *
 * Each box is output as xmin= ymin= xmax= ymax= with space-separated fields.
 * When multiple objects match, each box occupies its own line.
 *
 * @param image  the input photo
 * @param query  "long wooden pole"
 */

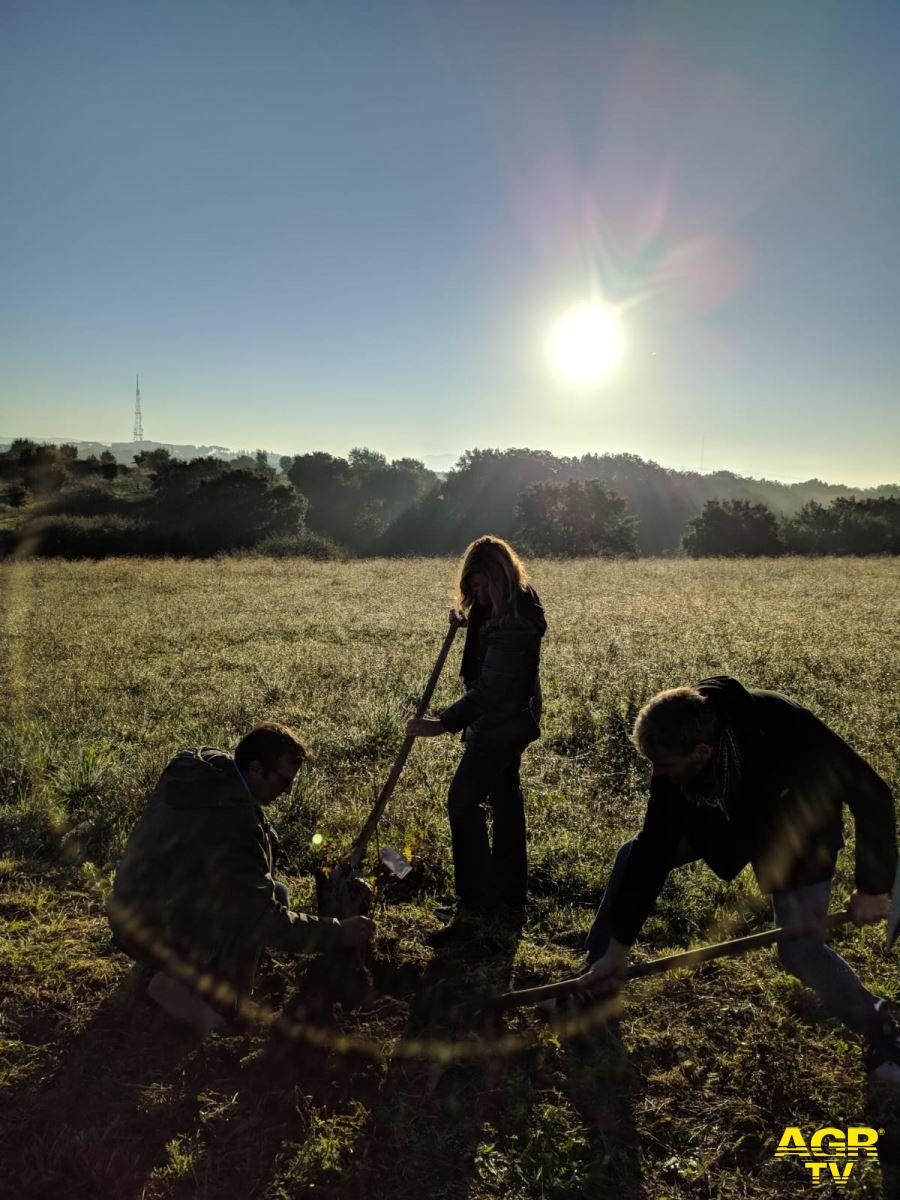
xmin=495 ymin=911 xmax=854 ymax=1011
xmin=349 ymin=612 xmax=464 ymax=871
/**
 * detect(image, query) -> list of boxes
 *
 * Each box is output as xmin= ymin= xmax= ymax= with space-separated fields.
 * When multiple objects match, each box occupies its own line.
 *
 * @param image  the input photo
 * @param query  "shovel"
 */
xmin=494 ymin=910 xmax=858 ymax=1012
xmin=316 ymin=610 xmax=465 ymax=919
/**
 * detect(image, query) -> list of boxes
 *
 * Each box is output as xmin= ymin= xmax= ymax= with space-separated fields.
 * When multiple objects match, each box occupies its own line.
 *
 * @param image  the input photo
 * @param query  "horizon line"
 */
xmin=0 ymin=432 xmax=896 ymax=493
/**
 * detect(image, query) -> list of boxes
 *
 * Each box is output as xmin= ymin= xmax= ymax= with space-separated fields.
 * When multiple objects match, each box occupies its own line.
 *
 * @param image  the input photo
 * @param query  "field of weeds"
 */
xmin=0 ymin=555 xmax=898 ymax=1199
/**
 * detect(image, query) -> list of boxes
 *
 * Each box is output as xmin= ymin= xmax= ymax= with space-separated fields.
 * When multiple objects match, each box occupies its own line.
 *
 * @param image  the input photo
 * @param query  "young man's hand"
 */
xmin=576 ymin=939 xmax=630 ymax=999
xmin=338 ymin=915 xmax=376 ymax=948
xmin=406 ymin=718 xmax=446 ymax=738
xmin=848 ymin=890 xmax=890 ymax=926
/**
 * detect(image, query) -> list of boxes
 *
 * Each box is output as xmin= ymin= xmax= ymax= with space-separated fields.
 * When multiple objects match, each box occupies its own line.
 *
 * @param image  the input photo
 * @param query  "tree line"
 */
xmin=1 ymin=439 xmax=897 ymax=558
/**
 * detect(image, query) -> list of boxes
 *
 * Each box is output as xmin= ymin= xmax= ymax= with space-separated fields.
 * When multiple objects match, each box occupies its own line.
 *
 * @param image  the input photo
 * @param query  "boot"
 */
xmin=864 ymin=998 xmax=900 ymax=1087
xmin=147 ymin=971 xmax=231 ymax=1035
xmin=428 ymin=905 xmax=487 ymax=946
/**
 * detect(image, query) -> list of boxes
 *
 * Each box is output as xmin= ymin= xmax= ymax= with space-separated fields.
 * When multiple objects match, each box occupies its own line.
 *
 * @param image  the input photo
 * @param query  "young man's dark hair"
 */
xmin=632 ymin=686 xmax=720 ymax=756
xmin=581 ymin=676 xmax=900 ymax=1087
xmin=109 ymin=723 xmax=372 ymax=1033
xmin=234 ymin=721 xmax=308 ymax=773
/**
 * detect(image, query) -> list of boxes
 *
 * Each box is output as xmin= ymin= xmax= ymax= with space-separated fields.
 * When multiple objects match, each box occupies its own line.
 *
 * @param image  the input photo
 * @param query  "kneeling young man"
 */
xmin=580 ymin=677 xmax=900 ymax=1085
xmin=109 ymin=722 xmax=373 ymax=1032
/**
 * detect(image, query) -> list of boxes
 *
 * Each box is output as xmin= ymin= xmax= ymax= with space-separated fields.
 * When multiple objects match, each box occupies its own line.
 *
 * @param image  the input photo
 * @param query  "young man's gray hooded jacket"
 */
xmin=110 ymin=748 xmax=341 ymax=969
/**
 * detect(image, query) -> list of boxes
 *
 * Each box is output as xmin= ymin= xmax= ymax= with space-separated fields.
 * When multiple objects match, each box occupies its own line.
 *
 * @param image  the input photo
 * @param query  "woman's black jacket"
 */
xmin=439 ymin=586 xmax=547 ymax=750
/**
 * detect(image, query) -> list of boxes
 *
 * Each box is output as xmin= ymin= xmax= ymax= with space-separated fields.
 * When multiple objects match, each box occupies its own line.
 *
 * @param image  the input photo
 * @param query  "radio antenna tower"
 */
xmin=133 ymin=374 xmax=144 ymax=442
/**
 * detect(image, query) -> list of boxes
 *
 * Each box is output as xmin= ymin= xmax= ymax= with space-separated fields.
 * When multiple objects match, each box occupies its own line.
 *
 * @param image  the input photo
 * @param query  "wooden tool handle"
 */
xmin=495 ymin=910 xmax=853 ymax=1011
xmin=349 ymin=614 xmax=463 ymax=869
xmin=626 ymin=910 xmax=852 ymax=980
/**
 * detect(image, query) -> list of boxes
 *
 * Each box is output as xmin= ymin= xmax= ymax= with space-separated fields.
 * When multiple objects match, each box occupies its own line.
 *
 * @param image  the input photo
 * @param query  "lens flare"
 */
xmin=551 ymin=303 xmax=623 ymax=383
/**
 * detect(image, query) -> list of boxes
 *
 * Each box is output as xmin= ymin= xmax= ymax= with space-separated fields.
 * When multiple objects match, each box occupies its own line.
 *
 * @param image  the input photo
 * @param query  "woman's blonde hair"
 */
xmin=456 ymin=535 xmax=528 ymax=617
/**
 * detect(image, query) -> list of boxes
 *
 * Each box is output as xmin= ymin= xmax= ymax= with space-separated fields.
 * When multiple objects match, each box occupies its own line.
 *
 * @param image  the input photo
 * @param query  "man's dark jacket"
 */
xmin=610 ymin=676 xmax=898 ymax=945
xmin=109 ymin=748 xmax=341 ymax=965
xmin=439 ymin=586 xmax=547 ymax=749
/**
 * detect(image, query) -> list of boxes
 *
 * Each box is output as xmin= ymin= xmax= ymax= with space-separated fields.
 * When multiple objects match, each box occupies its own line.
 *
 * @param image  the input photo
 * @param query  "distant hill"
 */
xmin=2 ymin=436 xmax=897 ymax=555
xmin=1 ymin=436 xmax=894 ymax=499
xmin=0 ymin=437 xmax=281 ymax=468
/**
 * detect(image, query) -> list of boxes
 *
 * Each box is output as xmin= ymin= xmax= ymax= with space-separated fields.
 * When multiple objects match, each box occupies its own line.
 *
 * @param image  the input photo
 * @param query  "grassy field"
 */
xmin=0 ymin=556 xmax=898 ymax=1199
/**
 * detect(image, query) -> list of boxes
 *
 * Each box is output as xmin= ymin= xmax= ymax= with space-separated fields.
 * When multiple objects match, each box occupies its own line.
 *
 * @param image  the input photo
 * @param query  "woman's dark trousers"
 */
xmin=447 ymin=744 xmax=527 ymax=908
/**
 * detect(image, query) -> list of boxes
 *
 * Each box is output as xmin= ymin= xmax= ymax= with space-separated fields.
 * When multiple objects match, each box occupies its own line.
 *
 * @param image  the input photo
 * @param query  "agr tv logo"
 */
xmin=775 ymin=1126 xmax=881 ymax=1186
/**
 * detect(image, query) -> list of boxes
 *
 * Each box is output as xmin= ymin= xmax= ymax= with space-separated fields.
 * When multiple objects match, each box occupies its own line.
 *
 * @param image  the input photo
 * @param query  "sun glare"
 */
xmin=551 ymin=304 xmax=623 ymax=383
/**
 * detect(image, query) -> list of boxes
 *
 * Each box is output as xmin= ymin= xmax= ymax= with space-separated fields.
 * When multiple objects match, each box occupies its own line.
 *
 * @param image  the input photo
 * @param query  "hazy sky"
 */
xmin=2 ymin=0 xmax=899 ymax=485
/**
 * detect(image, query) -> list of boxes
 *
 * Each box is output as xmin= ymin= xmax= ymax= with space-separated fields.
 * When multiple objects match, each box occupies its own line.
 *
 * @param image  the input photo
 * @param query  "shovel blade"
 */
xmin=380 ymin=846 xmax=412 ymax=879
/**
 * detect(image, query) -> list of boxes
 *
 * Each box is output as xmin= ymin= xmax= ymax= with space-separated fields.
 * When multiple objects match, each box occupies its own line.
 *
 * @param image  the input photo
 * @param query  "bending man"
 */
xmin=109 ymin=722 xmax=373 ymax=1032
xmin=579 ymin=677 xmax=900 ymax=1086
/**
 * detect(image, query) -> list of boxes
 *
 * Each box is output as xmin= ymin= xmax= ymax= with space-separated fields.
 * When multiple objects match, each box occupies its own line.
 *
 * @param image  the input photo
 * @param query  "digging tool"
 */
xmin=316 ymin=610 xmax=465 ymax=919
xmin=494 ymin=910 xmax=857 ymax=1012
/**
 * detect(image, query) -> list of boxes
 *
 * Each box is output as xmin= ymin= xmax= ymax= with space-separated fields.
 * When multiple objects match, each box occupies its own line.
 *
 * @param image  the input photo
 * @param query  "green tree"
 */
xmin=782 ymin=501 xmax=838 ymax=554
xmin=515 ymin=479 xmax=638 ymax=555
xmin=835 ymin=497 xmax=900 ymax=553
xmin=186 ymin=470 xmax=306 ymax=553
xmin=133 ymin=447 xmax=173 ymax=472
xmin=682 ymin=499 xmax=785 ymax=556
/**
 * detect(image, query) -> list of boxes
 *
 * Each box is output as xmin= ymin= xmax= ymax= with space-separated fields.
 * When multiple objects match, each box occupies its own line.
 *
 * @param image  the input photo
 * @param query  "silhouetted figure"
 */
xmin=109 ymin=722 xmax=373 ymax=1032
xmin=580 ymin=678 xmax=900 ymax=1086
xmin=407 ymin=535 xmax=546 ymax=941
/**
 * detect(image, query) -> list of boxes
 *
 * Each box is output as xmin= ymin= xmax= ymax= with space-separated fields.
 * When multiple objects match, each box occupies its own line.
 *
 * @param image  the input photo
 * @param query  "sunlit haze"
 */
xmin=2 ymin=1 xmax=899 ymax=486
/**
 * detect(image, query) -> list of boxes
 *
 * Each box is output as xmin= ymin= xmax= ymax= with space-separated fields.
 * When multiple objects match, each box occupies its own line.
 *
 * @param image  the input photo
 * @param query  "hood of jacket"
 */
xmin=696 ymin=675 xmax=757 ymax=722
xmin=515 ymin=585 xmax=548 ymax=637
xmin=692 ymin=676 xmax=764 ymax=813
xmin=154 ymin=747 xmax=252 ymax=811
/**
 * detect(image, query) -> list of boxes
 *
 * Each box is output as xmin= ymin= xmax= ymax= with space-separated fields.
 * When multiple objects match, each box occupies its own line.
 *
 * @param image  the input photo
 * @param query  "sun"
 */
xmin=550 ymin=303 xmax=623 ymax=383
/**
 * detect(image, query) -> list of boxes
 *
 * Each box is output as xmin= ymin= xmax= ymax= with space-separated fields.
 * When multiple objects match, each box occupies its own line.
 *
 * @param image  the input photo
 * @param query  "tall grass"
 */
xmin=0 ymin=556 xmax=897 ymax=1198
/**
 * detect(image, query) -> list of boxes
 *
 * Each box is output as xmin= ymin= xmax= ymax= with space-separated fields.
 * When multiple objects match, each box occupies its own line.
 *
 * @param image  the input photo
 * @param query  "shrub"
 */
xmin=251 ymin=530 xmax=343 ymax=560
xmin=6 ymin=482 xmax=28 ymax=508
xmin=38 ymin=480 xmax=128 ymax=518
xmin=13 ymin=515 xmax=180 ymax=558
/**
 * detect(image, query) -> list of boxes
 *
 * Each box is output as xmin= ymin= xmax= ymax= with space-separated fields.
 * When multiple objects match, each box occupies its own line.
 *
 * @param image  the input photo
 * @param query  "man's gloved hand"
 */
xmin=848 ymin=890 xmax=890 ymax=926
xmin=338 ymin=914 xmax=376 ymax=949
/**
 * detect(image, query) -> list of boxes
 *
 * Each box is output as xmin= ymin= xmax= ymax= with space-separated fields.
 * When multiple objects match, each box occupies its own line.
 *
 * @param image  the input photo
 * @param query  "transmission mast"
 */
xmin=133 ymin=374 xmax=144 ymax=442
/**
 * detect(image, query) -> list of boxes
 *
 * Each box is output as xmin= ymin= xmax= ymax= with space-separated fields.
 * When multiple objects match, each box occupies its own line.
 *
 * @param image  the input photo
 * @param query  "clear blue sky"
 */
xmin=2 ymin=0 xmax=898 ymax=485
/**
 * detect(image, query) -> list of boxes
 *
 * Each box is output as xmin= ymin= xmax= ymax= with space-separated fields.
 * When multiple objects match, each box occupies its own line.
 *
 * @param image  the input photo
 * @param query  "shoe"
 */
xmin=864 ymin=999 xmax=900 ymax=1085
xmin=147 ymin=971 xmax=231 ymax=1035
xmin=428 ymin=909 xmax=485 ymax=947
xmin=868 ymin=1058 xmax=900 ymax=1087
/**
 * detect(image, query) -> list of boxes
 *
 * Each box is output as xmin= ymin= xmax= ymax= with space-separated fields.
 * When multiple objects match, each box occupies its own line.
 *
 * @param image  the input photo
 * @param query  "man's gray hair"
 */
xmin=632 ymin=686 xmax=721 ymax=755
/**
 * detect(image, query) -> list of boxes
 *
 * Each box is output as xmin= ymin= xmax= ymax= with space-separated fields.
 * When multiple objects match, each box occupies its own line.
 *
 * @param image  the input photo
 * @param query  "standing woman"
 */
xmin=407 ymin=535 xmax=547 ymax=936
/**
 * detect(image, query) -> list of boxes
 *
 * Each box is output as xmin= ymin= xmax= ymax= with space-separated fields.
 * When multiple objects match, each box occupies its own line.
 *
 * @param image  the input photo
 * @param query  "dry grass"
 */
xmin=0 ymin=556 xmax=898 ymax=1198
